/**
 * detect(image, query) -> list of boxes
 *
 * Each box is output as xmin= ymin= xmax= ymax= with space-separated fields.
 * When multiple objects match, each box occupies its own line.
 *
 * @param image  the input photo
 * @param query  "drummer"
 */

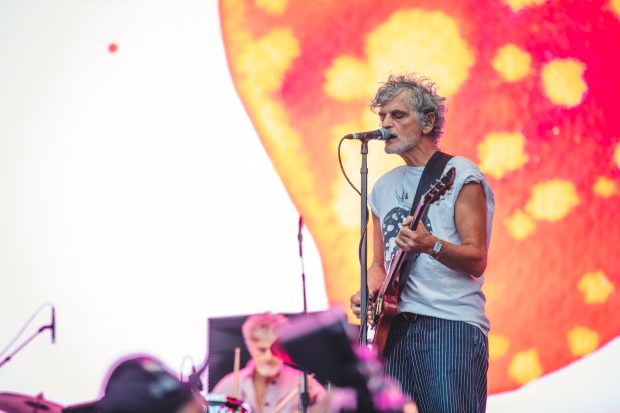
xmin=213 ymin=313 xmax=326 ymax=413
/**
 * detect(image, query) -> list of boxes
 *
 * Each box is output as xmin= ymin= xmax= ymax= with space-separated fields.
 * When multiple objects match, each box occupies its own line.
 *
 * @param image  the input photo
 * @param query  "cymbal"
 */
xmin=0 ymin=392 xmax=63 ymax=413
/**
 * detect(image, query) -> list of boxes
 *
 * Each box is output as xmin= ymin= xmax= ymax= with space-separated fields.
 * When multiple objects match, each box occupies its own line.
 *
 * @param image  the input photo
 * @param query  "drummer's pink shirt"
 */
xmin=211 ymin=360 xmax=326 ymax=413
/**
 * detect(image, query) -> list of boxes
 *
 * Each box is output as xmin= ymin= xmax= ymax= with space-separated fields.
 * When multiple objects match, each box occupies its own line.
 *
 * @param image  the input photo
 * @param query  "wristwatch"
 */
xmin=430 ymin=238 xmax=443 ymax=259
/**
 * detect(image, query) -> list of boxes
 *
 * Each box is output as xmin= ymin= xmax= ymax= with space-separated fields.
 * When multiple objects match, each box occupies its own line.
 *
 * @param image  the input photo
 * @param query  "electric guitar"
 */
xmin=367 ymin=166 xmax=456 ymax=355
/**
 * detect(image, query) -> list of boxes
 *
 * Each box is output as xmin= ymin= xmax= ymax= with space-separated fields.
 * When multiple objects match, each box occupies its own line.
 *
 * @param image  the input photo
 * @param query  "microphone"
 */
xmin=51 ymin=306 xmax=56 ymax=344
xmin=344 ymin=128 xmax=392 ymax=141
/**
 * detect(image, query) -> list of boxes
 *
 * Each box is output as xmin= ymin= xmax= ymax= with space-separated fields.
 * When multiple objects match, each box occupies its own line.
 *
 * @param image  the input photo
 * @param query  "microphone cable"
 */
xmin=337 ymin=137 xmax=370 ymax=267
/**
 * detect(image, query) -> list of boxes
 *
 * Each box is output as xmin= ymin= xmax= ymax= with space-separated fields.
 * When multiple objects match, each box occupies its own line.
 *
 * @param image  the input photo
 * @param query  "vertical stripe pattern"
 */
xmin=383 ymin=314 xmax=488 ymax=413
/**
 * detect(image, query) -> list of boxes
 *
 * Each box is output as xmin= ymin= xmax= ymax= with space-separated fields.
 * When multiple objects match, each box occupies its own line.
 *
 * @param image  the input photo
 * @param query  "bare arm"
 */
xmin=351 ymin=213 xmax=387 ymax=318
xmin=395 ymin=182 xmax=488 ymax=277
xmin=368 ymin=212 xmax=388 ymax=291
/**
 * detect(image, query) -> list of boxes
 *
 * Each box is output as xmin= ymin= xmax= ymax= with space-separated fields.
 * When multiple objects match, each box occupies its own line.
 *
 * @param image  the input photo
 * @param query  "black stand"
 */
xmin=297 ymin=215 xmax=310 ymax=413
xmin=298 ymin=216 xmax=308 ymax=313
xmin=359 ymin=140 xmax=369 ymax=345
xmin=0 ymin=324 xmax=53 ymax=369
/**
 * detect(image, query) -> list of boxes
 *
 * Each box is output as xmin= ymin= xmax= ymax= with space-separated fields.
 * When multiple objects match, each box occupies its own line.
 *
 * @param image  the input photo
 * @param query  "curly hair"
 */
xmin=370 ymin=74 xmax=447 ymax=141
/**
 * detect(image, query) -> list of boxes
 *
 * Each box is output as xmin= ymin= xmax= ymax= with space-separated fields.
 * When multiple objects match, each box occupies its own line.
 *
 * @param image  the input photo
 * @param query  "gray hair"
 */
xmin=370 ymin=74 xmax=447 ymax=141
xmin=242 ymin=312 xmax=288 ymax=344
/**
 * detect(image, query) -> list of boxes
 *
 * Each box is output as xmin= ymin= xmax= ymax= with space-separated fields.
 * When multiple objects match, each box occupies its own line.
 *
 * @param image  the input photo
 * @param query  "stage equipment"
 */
xmin=0 ymin=305 xmax=56 ymax=369
xmin=277 ymin=308 xmax=411 ymax=412
xmin=0 ymin=392 xmax=63 ymax=413
xmin=204 ymin=394 xmax=252 ymax=413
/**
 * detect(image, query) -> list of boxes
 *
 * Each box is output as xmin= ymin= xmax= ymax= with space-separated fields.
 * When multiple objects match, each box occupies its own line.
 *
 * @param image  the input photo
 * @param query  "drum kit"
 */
xmin=0 ymin=393 xmax=63 ymax=413
xmin=0 ymin=392 xmax=252 ymax=413
xmin=201 ymin=394 xmax=251 ymax=413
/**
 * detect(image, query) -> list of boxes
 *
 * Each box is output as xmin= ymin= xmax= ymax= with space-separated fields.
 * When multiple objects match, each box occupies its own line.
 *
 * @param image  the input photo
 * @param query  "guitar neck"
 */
xmin=377 ymin=202 xmax=429 ymax=296
xmin=408 ymin=203 xmax=426 ymax=231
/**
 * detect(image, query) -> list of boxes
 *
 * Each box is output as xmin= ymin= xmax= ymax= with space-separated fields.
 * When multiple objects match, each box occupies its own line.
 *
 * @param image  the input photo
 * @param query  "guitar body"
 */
xmin=370 ymin=249 xmax=409 ymax=356
xmin=371 ymin=298 xmax=397 ymax=356
xmin=367 ymin=167 xmax=456 ymax=357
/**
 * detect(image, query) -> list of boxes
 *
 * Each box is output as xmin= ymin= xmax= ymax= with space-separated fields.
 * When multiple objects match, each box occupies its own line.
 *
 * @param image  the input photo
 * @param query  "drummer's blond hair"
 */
xmin=242 ymin=312 xmax=288 ymax=344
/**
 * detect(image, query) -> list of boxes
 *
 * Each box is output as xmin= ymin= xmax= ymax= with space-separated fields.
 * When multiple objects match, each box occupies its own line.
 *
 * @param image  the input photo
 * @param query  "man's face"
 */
xmin=378 ymin=90 xmax=425 ymax=155
xmin=247 ymin=328 xmax=283 ymax=378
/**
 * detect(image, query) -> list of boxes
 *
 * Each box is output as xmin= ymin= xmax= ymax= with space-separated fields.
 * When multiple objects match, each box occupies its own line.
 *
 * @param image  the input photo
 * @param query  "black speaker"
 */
xmin=277 ymin=309 xmax=375 ymax=412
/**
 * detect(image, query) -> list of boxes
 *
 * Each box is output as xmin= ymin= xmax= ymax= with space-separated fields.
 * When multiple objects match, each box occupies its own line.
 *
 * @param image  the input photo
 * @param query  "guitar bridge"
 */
xmin=373 ymin=297 xmax=383 ymax=324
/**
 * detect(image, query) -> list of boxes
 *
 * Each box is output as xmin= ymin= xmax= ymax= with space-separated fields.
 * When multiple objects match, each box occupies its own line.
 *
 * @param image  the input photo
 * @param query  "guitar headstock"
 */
xmin=421 ymin=167 xmax=456 ymax=207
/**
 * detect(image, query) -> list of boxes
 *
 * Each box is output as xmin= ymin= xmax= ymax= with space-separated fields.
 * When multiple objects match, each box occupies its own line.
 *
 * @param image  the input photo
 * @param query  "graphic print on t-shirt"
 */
xmin=382 ymin=206 xmax=409 ymax=268
xmin=382 ymin=184 xmax=434 ymax=268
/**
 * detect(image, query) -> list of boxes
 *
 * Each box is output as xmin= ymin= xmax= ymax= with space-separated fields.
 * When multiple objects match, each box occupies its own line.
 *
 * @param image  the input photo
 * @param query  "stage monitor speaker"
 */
xmin=277 ymin=309 xmax=364 ymax=389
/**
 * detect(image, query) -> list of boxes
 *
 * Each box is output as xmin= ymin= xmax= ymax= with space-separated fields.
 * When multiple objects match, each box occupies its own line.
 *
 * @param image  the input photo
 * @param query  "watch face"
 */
xmin=433 ymin=240 xmax=443 ymax=256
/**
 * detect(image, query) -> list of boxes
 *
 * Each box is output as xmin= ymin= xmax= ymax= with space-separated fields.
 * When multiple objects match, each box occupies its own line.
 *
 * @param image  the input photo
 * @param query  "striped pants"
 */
xmin=383 ymin=313 xmax=488 ymax=413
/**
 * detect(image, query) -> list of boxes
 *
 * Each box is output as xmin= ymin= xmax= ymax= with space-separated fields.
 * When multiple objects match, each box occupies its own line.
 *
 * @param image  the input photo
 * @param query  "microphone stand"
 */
xmin=298 ymin=216 xmax=308 ymax=313
xmin=358 ymin=139 xmax=369 ymax=345
xmin=0 ymin=324 xmax=53 ymax=369
xmin=297 ymin=215 xmax=310 ymax=413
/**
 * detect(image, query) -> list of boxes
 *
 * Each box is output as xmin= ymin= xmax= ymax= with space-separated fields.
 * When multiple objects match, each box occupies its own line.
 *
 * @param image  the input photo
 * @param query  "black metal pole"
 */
xmin=297 ymin=215 xmax=310 ymax=413
xmin=359 ymin=139 xmax=369 ymax=345
xmin=298 ymin=215 xmax=307 ymax=314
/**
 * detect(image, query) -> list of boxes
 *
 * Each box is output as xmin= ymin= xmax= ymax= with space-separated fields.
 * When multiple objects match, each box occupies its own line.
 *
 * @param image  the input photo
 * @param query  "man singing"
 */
xmin=351 ymin=74 xmax=494 ymax=413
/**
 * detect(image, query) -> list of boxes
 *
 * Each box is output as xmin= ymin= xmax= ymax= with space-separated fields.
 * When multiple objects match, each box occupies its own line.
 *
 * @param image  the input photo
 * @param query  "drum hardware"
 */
xmin=0 ymin=392 xmax=64 ymax=413
xmin=203 ymin=394 xmax=252 ymax=413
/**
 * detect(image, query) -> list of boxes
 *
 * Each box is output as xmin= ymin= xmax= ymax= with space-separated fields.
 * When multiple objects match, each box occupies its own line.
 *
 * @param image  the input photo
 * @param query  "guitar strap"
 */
xmin=398 ymin=150 xmax=453 ymax=295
